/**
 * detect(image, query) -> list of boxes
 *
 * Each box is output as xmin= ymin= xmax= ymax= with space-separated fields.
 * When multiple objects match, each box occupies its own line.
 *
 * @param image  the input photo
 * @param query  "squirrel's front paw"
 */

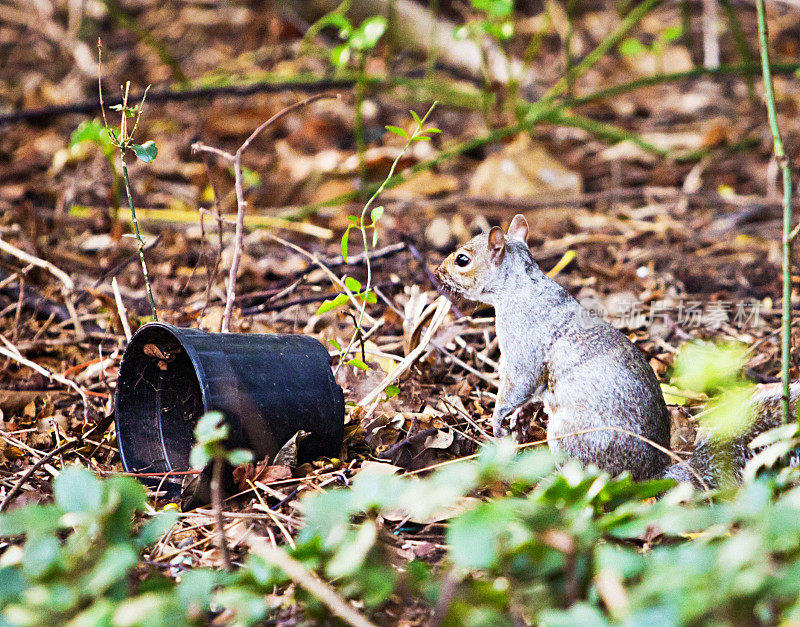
xmin=492 ymin=417 xmax=509 ymax=438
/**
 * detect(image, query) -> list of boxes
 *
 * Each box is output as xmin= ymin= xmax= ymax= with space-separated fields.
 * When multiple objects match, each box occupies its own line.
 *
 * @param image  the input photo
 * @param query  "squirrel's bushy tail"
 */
xmin=664 ymin=382 xmax=800 ymax=488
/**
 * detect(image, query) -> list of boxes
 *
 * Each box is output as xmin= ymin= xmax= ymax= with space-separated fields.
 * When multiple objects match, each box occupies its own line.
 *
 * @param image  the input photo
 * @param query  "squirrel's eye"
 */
xmin=454 ymin=253 xmax=471 ymax=267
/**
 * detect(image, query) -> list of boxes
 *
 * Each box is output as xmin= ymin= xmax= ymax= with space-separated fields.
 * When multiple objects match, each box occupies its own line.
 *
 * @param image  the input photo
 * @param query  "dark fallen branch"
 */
xmin=378 ymin=428 xmax=439 ymax=468
xmin=0 ymin=269 xmax=104 ymax=334
xmin=0 ymin=77 xmax=358 ymax=126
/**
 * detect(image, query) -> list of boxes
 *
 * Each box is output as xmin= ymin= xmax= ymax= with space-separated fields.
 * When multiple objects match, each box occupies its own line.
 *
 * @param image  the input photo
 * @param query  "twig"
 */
xmin=262 ymin=231 xmax=375 ymax=323
xmin=249 ymin=537 xmax=378 ymax=627
xmin=211 ymin=458 xmax=232 ymax=570
xmin=755 ymin=0 xmax=794 ymax=424
xmin=0 ymin=440 xmax=75 ymax=511
xmin=0 ymin=237 xmax=74 ymax=292
xmin=204 ymin=92 xmax=340 ymax=333
xmin=240 ymin=280 xmax=401 ymax=316
xmin=194 ymin=151 xmax=226 ymax=321
xmin=701 ymin=0 xmax=721 ymax=69
xmin=112 ymin=277 xmax=132 ymax=341
xmin=0 ymin=342 xmax=89 ymax=422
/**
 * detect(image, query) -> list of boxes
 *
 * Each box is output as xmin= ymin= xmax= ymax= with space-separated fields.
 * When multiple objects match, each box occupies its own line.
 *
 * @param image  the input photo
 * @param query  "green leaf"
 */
xmin=177 ymin=569 xmax=221 ymax=613
xmin=190 ymin=445 xmax=211 ymax=470
xmin=384 ymin=384 xmax=400 ymax=398
xmin=22 ymin=536 xmax=61 ymax=579
xmin=328 ymin=338 xmax=342 ymax=351
xmin=70 ymin=120 xmax=112 ymax=150
xmin=410 ymin=109 xmax=421 ymax=126
xmin=191 ymin=411 xmax=229 ymax=469
xmin=370 ymin=206 xmax=384 ymax=222
xmin=314 ymin=12 xmax=352 ymax=36
xmin=341 ymin=228 xmax=350 ymax=262
xmin=55 ymin=466 xmax=102 ymax=514
xmin=131 ymin=140 xmax=158 ymax=163
xmin=671 ymin=342 xmax=749 ymax=395
xmin=326 ymin=520 xmax=378 ymax=577
xmin=618 ymin=37 xmax=648 ymax=57
xmin=359 ymin=291 xmax=377 ymax=304
xmin=472 ymin=0 xmax=513 ymax=17
xmin=227 ymin=448 xmax=254 ymax=467
xmin=82 ymin=545 xmax=138 ymax=593
xmin=453 ymin=24 xmax=471 ymax=41
xmin=661 ymin=24 xmax=684 ymax=42
xmin=137 ymin=511 xmax=180 ymax=546
xmin=330 ymin=44 xmax=351 ymax=68
xmin=424 ymin=127 xmax=442 ymax=134
xmin=0 ymin=567 xmax=26 ymax=605
xmin=194 ymin=411 xmax=228 ymax=446
xmin=316 ymin=293 xmax=350 ymax=315
xmin=0 ymin=504 xmax=63 ymax=537
xmin=385 ymin=125 xmax=408 ymax=139
xmin=349 ymin=16 xmax=387 ymax=51
xmin=348 ymin=358 xmax=369 ymax=370
xmin=344 ymin=276 xmax=362 ymax=292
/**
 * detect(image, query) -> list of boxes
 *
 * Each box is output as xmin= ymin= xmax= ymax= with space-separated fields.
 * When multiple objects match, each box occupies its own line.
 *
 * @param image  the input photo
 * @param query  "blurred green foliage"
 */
xmin=4 ymin=439 xmax=800 ymax=625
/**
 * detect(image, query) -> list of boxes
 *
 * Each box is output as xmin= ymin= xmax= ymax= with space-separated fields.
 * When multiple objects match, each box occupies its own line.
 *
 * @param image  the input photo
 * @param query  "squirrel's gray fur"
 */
xmin=436 ymin=214 xmax=796 ymax=487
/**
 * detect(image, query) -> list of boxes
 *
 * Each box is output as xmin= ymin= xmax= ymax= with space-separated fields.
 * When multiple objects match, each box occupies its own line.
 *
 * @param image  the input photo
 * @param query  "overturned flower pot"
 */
xmin=114 ymin=322 xmax=344 ymax=500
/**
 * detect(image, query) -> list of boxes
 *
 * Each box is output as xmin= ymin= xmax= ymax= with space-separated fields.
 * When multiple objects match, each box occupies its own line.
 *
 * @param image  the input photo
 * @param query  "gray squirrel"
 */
xmin=435 ymin=214 xmax=798 ymax=487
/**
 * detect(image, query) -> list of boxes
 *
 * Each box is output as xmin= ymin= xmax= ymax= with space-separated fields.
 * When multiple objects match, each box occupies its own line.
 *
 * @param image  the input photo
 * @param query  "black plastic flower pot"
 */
xmin=114 ymin=322 xmax=344 ymax=502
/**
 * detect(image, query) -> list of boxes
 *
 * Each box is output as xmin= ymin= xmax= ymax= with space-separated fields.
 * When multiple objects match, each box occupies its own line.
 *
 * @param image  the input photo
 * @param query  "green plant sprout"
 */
xmin=618 ymin=24 xmax=684 ymax=74
xmin=190 ymin=411 xmax=253 ymax=570
xmin=69 ymin=119 xmax=122 ymax=222
xmin=307 ymin=2 xmax=387 ymax=183
xmin=97 ymin=44 xmax=159 ymax=320
xmin=454 ymin=0 xmax=517 ymax=126
xmin=317 ymin=103 xmax=440 ymax=377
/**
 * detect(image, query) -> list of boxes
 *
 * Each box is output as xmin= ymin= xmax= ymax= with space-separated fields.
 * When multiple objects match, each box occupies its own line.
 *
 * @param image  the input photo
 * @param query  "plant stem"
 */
xmin=99 ymin=0 xmax=187 ymax=84
xmin=121 ymin=155 xmax=158 ymax=320
xmin=530 ymin=0 xmax=663 ymax=116
xmin=756 ymin=0 xmax=794 ymax=423
xmin=211 ymin=457 xmax=232 ymax=571
xmin=333 ymin=104 xmax=437 ymax=376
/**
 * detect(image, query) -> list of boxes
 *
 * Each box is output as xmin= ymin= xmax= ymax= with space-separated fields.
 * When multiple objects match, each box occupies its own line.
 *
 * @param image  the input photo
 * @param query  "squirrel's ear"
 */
xmin=488 ymin=226 xmax=505 ymax=264
xmin=507 ymin=214 xmax=529 ymax=243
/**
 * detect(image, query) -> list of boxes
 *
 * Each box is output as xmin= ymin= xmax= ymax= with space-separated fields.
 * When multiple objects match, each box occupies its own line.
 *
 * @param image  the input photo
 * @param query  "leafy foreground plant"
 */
xmin=4 ymin=442 xmax=800 ymax=625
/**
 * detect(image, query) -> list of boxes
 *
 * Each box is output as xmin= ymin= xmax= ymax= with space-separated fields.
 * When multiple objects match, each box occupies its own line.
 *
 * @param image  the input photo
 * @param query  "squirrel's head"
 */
xmin=435 ymin=214 xmax=534 ymax=305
